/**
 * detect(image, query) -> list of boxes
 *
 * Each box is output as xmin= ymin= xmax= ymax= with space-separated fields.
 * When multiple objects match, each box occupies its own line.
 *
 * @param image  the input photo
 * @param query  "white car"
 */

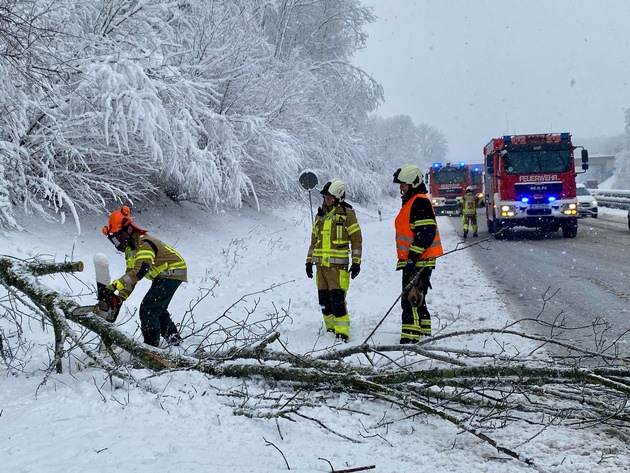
xmin=576 ymin=183 xmax=598 ymax=218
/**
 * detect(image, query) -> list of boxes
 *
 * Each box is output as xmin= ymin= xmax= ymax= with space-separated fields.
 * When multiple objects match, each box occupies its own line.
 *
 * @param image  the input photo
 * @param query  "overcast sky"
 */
xmin=354 ymin=0 xmax=630 ymax=159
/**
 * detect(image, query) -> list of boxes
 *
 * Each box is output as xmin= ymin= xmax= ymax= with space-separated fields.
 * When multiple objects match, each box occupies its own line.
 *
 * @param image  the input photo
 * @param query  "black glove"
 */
xmin=305 ymin=262 xmax=313 ymax=279
xmin=403 ymin=259 xmax=416 ymax=278
xmin=350 ymin=263 xmax=360 ymax=279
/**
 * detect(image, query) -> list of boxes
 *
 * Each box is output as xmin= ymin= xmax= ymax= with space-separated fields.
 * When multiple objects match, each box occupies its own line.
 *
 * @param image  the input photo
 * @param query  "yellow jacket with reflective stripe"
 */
xmin=395 ymin=193 xmax=443 ymax=269
xmin=461 ymin=193 xmax=478 ymax=216
xmin=112 ymin=233 xmax=187 ymax=299
xmin=306 ymin=203 xmax=362 ymax=268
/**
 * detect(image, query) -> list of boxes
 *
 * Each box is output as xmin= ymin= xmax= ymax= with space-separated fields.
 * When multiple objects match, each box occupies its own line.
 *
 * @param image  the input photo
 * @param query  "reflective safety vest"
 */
xmin=462 ymin=193 xmax=478 ymax=216
xmin=307 ymin=204 xmax=362 ymax=267
xmin=395 ymin=193 xmax=443 ymax=268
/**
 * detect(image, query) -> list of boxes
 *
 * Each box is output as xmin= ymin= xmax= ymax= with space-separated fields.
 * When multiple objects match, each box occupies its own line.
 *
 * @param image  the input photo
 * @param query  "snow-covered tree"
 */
xmin=612 ymin=108 xmax=630 ymax=189
xmin=362 ymin=114 xmax=448 ymax=176
xmin=0 ymin=0 xmax=449 ymax=229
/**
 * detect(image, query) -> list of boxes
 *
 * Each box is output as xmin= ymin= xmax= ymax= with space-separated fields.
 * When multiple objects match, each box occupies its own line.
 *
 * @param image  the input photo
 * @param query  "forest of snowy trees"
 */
xmin=0 ymin=0 xmax=448 ymax=230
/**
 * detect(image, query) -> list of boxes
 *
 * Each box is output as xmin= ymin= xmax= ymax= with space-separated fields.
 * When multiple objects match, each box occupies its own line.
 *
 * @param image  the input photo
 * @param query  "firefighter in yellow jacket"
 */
xmin=393 ymin=164 xmax=444 ymax=344
xmin=458 ymin=186 xmax=480 ymax=238
xmin=102 ymin=206 xmax=187 ymax=347
xmin=305 ymin=179 xmax=362 ymax=342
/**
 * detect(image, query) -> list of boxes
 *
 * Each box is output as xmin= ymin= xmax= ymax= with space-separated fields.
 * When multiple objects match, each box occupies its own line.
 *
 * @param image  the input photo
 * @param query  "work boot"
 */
xmin=336 ymin=333 xmax=349 ymax=343
xmin=473 ymin=233 xmax=478 ymax=237
xmin=463 ymin=230 xmax=468 ymax=239
xmin=162 ymin=321 xmax=183 ymax=346
xmin=142 ymin=329 xmax=161 ymax=347
xmin=165 ymin=332 xmax=183 ymax=347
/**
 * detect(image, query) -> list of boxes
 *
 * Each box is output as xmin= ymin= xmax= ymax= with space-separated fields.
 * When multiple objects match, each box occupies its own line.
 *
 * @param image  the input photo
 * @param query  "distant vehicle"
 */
xmin=426 ymin=162 xmax=480 ymax=215
xmin=469 ymin=165 xmax=484 ymax=206
xmin=576 ymin=183 xmax=598 ymax=218
xmin=585 ymin=179 xmax=599 ymax=189
xmin=483 ymin=133 xmax=589 ymax=238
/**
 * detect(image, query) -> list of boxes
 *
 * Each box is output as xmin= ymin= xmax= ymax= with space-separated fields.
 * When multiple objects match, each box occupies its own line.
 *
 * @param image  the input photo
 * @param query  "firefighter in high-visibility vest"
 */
xmin=305 ymin=179 xmax=362 ymax=343
xmin=393 ymin=164 xmax=444 ymax=344
xmin=458 ymin=186 xmax=480 ymax=239
xmin=102 ymin=206 xmax=187 ymax=347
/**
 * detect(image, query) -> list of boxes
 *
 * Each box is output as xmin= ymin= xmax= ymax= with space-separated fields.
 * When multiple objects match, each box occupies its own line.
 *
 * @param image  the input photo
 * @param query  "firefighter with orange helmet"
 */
xmin=393 ymin=164 xmax=443 ymax=343
xmin=305 ymin=179 xmax=362 ymax=342
xmin=102 ymin=205 xmax=187 ymax=347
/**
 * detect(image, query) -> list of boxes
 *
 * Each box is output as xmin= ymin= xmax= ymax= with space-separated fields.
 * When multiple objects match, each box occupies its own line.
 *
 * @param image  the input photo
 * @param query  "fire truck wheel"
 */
xmin=561 ymin=224 xmax=577 ymax=238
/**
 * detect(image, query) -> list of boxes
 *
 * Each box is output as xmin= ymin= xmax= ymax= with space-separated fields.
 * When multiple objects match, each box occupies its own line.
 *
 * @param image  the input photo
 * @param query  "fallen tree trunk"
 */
xmin=3 ymin=255 xmax=630 ymax=470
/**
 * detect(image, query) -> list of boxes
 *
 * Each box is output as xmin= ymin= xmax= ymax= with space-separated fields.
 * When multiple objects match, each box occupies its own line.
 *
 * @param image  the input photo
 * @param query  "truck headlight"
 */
xmin=562 ymin=202 xmax=578 ymax=215
xmin=500 ymin=205 xmax=517 ymax=217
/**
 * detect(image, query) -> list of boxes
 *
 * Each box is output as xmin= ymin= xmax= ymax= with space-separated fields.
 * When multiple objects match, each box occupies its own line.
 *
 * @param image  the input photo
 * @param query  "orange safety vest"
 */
xmin=395 ymin=194 xmax=444 ymax=264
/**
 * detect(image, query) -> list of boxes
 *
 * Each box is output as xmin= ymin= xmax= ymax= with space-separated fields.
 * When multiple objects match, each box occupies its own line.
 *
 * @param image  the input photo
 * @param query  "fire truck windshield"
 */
xmin=502 ymin=149 xmax=572 ymax=174
xmin=470 ymin=172 xmax=482 ymax=185
xmin=432 ymin=169 xmax=467 ymax=184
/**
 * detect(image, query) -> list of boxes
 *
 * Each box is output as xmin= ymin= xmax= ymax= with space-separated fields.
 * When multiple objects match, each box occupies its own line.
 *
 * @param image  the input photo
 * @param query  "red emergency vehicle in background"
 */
xmin=426 ymin=162 xmax=480 ymax=215
xmin=483 ymin=133 xmax=589 ymax=238
xmin=469 ymin=165 xmax=483 ymax=203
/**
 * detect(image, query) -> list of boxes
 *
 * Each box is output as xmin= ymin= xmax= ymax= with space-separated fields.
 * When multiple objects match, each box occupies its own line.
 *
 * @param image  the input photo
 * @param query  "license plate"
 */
xmin=530 ymin=204 xmax=548 ymax=210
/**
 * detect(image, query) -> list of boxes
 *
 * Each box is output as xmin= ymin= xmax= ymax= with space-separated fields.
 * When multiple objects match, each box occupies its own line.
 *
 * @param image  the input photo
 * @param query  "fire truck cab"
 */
xmin=484 ymin=133 xmax=588 ymax=239
xmin=426 ymin=162 xmax=472 ymax=215
xmin=470 ymin=165 xmax=484 ymax=205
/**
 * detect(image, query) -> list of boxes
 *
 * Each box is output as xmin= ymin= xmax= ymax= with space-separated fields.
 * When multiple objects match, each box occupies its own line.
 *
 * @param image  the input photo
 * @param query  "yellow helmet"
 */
xmin=393 ymin=163 xmax=422 ymax=188
xmin=320 ymin=179 xmax=346 ymax=201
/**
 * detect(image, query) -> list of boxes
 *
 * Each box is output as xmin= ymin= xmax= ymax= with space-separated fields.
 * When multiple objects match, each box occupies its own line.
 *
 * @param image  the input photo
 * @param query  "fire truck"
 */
xmin=426 ymin=162 xmax=474 ymax=215
xmin=483 ymin=133 xmax=589 ymax=238
xmin=469 ymin=165 xmax=484 ymax=204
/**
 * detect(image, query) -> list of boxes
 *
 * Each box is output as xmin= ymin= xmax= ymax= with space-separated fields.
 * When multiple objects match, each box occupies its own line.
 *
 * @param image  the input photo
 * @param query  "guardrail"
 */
xmin=592 ymin=189 xmax=630 ymax=209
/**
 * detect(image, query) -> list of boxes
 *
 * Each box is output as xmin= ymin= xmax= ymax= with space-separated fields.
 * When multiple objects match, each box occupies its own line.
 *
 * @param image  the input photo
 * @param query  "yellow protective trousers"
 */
xmin=315 ymin=265 xmax=350 ymax=337
xmin=462 ymin=213 xmax=478 ymax=234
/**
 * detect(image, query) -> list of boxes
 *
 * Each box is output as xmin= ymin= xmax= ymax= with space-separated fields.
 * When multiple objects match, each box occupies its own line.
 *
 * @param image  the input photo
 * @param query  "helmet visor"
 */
xmin=107 ymin=229 xmax=129 ymax=251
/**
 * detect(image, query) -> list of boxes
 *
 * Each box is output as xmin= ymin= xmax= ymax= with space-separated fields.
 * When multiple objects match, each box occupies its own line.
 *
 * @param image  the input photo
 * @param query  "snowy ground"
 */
xmin=1 ymin=198 xmax=629 ymax=472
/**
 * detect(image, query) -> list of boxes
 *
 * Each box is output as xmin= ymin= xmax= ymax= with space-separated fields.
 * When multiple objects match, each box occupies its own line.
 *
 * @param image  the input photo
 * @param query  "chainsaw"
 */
xmin=72 ymin=253 xmax=121 ymax=323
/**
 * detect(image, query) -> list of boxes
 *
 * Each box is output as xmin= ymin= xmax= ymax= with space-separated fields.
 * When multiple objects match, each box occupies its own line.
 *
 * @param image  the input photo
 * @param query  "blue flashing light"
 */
xmin=433 ymin=162 xmax=442 ymax=169
xmin=521 ymin=197 xmax=529 ymax=203
xmin=459 ymin=161 xmax=466 ymax=168
xmin=503 ymin=135 xmax=512 ymax=143
xmin=548 ymin=196 xmax=557 ymax=202
xmin=560 ymin=132 xmax=570 ymax=141
xmin=472 ymin=166 xmax=480 ymax=172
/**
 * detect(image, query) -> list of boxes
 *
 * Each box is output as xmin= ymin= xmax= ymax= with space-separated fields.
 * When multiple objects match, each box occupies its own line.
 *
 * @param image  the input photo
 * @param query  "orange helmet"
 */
xmin=102 ymin=205 xmax=146 ymax=236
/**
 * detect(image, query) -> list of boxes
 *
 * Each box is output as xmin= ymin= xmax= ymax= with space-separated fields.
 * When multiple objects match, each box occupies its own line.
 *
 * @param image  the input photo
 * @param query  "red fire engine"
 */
xmin=469 ymin=165 xmax=483 ymax=204
xmin=426 ymin=162 xmax=478 ymax=215
xmin=483 ymin=133 xmax=589 ymax=238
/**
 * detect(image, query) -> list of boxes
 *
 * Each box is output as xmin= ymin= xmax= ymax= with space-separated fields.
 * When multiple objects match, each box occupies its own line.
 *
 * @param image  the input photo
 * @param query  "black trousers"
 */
xmin=400 ymin=268 xmax=432 ymax=341
xmin=139 ymin=278 xmax=182 ymax=344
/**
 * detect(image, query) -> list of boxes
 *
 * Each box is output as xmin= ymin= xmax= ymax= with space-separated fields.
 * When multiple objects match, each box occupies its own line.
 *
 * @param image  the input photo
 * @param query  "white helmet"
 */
xmin=466 ymin=186 xmax=474 ymax=193
xmin=320 ymin=179 xmax=345 ymax=201
xmin=393 ymin=163 xmax=422 ymax=188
